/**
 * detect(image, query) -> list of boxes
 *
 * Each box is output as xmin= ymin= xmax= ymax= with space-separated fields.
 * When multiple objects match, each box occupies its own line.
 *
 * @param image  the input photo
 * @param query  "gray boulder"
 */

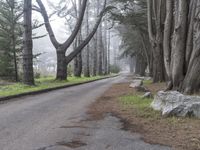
xmin=129 ymin=80 xmax=143 ymax=88
xmin=151 ymin=91 xmax=200 ymax=118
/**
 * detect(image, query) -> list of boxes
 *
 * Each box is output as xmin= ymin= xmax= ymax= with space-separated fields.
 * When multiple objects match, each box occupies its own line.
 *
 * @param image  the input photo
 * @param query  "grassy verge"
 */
xmin=0 ymin=75 xmax=112 ymax=97
xmin=120 ymin=95 xmax=160 ymax=119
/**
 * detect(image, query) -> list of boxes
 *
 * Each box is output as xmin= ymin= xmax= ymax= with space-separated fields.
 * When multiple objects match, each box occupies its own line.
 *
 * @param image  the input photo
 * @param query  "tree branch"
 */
xmin=66 ymin=0 xmax=107 ymax=63
xmin=36 ymin=0 xmax=59 ymax=48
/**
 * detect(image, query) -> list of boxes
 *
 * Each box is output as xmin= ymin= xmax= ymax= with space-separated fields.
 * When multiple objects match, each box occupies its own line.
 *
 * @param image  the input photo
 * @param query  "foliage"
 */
xmin=0 ymin=0 xmax=23 ymax=80
xmin=110 ymin=64 xmax=120 ymax=73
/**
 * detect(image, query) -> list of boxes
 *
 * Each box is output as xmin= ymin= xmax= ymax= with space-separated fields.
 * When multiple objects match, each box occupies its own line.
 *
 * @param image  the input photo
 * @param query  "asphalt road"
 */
xmin=0 ymin=75 xmax=171 ymax=150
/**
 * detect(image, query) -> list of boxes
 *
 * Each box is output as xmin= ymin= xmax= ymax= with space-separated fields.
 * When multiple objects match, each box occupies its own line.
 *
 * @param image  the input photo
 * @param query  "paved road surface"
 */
xmin=0 ymin=75 xmax=171 ymax=150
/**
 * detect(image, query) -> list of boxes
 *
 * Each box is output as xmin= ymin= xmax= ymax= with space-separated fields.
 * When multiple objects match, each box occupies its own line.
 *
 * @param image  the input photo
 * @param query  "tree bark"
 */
xmin=83 ymin=3 xmax=90 ymax=77
xmin=56 ymin=49 xmax=67 ymax=80
xmin=147 ymin=0 xmax=166 ymax=82
xmin=171 ymin=0 xmax=188 ymax=89
xmin=23 ymin=0 xmax=34 ymax=85
xmin=163 ymin=0 xmax=173 ymax=79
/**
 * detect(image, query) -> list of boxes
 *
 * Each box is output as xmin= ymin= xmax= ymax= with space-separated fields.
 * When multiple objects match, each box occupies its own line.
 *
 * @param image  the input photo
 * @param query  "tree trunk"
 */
xmin=147 ymin=0 xmax=166 ymax=82
xmin=97 ymin=0 xmax=103 ymax=75
xmin=163 ymin=0 xmax=173 ymax=79
xmin=181 ymin=1 xmax=200 ymax=93
xmin=74 ymin=53 xmax=82 ymax=77
xmin=107 ymin=30 xmax=111 ymax=74
xmin=23 ymin=0 xmax=34 ymax=85
xmin=83 ymin=3 xmax=90 ymax=77
xmin=103 ymin=21 xmax=108 ymax=75
xmin=92 ymin=35 xmax=97 ymax=76
xmin=56 ymin=50 xmax=67 ymax=80
xmin=171 ymin=0 xmax=188 ymax=89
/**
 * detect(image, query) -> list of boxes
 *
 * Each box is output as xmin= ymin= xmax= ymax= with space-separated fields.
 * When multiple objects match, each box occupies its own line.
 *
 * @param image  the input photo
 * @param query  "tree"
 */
xmin=83 ymin=2 xmax=90 ymax=77
xmin=37 ymin=0 xmax=107 ymax=80
xmin=147 ymin=0 xmax=200 ymax=94
xmin=73 ymin=0 xmax=83 ymax=77
xmin=147 ymin=0 xmax=166 ymax=82
xmin=111 ymin=0 xmax=150 ymax=76
xmin=23 ymin=0 xmax=34 ymax=85
xmin=0 ymin=0 xmax=23 ymax=81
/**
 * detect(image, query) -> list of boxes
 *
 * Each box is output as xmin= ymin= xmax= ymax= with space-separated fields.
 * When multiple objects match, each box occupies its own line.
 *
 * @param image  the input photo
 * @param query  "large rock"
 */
xmin=133 ymin=76 xmax=152 ymax=81
xmin=129 ymin=80 xmax=143 ymax=88
xmin=151 ymin=91 xmax=200 ymax=118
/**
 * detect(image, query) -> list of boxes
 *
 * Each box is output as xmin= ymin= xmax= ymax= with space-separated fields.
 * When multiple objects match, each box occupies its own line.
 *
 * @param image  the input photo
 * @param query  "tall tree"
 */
xmin=0 ymin=0 xmax=23 ymax=81
xmin=37 ymin=0 xmax=107 ymax=80
xmin=23 ymin=0 xmax=34 ymax=85
xmin=147 ymin=0 xmax=166 ymax=82
xmin=83 ymin=2 xmax=90 ymax=77
xmin=74 ymin=0 xmax=83 ymax=77
xmin=148 ymin=0 xmax=200 ymax=94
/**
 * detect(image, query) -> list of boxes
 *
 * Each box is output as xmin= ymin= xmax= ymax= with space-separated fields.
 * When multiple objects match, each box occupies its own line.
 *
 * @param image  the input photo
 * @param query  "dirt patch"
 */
xmin=87 ymin=82 xmax=200 ymax=150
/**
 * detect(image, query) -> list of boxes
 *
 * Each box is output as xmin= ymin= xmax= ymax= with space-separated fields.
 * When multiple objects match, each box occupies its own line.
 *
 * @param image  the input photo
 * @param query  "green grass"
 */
xmin=143 ymin=79 xmax=152 ymax=85
xmin=0 ymin=75 xmax=111 ymax=97
xmin=120 ymin=95 xmax=160 ymax=119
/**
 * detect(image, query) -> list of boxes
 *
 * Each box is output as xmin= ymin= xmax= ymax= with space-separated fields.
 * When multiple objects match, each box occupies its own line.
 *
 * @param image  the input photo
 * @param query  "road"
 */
xmin=0 ymin=75 xmax=171 ymax=150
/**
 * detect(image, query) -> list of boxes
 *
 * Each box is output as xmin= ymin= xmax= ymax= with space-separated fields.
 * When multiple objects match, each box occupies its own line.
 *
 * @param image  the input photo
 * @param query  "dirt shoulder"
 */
xmin=87 ymin=82 xmax=200 ymax=150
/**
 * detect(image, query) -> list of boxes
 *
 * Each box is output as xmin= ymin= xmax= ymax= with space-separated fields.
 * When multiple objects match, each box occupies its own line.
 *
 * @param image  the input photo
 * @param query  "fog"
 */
xmin=32 ymin=0 xmax=128 ymax=75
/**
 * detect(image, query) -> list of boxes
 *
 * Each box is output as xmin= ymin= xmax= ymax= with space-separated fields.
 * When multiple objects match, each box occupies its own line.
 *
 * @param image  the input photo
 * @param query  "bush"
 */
xmin=110 ymin=65 xmax=120 ymax=73
xmin=34 ymin=72 xmax=41 ymax=79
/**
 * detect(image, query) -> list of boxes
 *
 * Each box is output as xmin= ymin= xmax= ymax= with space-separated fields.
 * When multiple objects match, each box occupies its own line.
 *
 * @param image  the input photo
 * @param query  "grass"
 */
xmin=120 ymin=95 xmax=160 ymax=119
xmin=0 ymin=75 xmax=111 ymax=97
xmin=143 ymin=79 xmax=152 ymax=85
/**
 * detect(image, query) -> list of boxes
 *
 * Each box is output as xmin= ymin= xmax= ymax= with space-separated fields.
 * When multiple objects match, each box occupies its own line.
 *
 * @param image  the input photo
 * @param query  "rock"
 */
xmin=135 ymin=86 xmax=149 ymax=92
xmin=142 ymin=92 xmax=153 ymax=99
xmin=129 ymin=80 xmax=143 ymax=88
xmin=151 ymin=91 xmax=200 ymax=118
xmin=133 ymin=76 xmax=152 ymax=81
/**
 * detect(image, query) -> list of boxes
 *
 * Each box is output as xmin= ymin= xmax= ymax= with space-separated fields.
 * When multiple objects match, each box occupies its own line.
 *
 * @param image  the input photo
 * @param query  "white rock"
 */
xmin=151 ymin=91 xmax=200 ymax=118
xmin=129 ymin=80 xmax=143 ymax=88
xmin=142 ymin=92 xmax=153 ymax=99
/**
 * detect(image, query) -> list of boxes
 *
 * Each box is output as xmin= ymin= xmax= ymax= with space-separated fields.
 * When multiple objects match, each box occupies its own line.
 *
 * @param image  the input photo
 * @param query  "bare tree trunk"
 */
xmin=23 ymin=0 xmax=34 ymax=85
xmin=129 ymin=56 xmax=135 ymax=73
xmin=74 ymin=0 xmax=83 ymax=77
xmin=103 ymin=21 xmax=108 ymax=75
xmin=10 ymin=0 xmax=18 ymax=82
xmin=92 ymin=35 xmax=97 ymax=76
xmin=147 ymin=0 xmax=166 ymax=82
xmin=97 ymin=0 xmax=103 ymax=75
xmin=83 ymin=3 xmax=90 ymax=77
xmin=107 ymin=29 xmax=111 ymax=74
xmin=171 ymin=0 xmax=188 ymax=89
xmin=74 ymin=31 xmax=83 ymax=77
xmin=56 ymin=49 xmax=67 ymax=80
xmin=163 ymin=0 xmax=173 ymax=79
xmin=181 ymin=1 xmax=200 ymax=93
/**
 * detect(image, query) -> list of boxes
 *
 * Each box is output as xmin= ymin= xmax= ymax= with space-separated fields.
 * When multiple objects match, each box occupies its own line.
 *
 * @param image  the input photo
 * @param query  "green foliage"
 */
xmin=109 ymin=0 xmax=150 ymax=62
xmin=0 ymin=0 xmax=23 ymax=79
xmin=110 ymin=64 xmax=120 ymax=73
